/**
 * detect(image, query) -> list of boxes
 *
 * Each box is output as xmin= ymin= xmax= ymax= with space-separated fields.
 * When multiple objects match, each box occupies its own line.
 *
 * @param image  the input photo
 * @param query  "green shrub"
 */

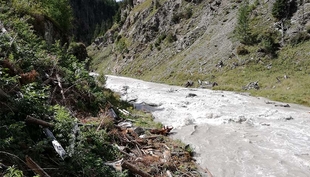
xmin=154 ymin=34 xmax=166 ymax=47
xmin=236 ymin=45 xmax=249 ymax=55
xmin=258 ymin=30 xmax=279 ymax=56
xmin=172 ymin=13 xmax=181 ymax=24
xmin=184 ymin=7 xmax=193 ymax=19
xmin=272 ymin=0 xmax=297 ymax=21
xmin=306 ymin=25 xmax=310 ymax=33
xmin=12 ymin=0 xmax=43 ymax=14
xmin=42 ymin=0 xmax=73 ymax=32
xmin=289 ymin=31 xmax=310 ymax=46
xmin=166 ymin=32 xmax=177 ymax=43
xmin=116 ymin=37 xmax=128 ymax=53
xmin=4 ymin=166 xmax=24 ymax=177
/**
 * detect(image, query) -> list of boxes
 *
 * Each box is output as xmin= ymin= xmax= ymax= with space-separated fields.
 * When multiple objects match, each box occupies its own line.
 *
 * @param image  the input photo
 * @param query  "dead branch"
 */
xmin=56 ymin=74 xmax=65 ymax=100
xmin=25 ymin=116 xmax=54 ymax=127
xmin=141 ymin=135 xmax=163 ymax=139
xmin=0 ymin=88 xmax=9 ymax=100
xmin=150 ymin=126 xmax=173 ymax=135
xmin=105 ymin=158 xmax=123 ymax=171
xmin=198 ymin=166 xmax=214 ymax=177
xmin=25 ymin=156 xmax=51 ymax=177
xmin=96 ymin=115 xmax=105 ymax=132
xmin=135 ymin=144 xmax=143 ymax=156
xmin=0 ymin=151 xmax=27 ymax=166
xmin=122 ymin=161 xmax=152 ymax=177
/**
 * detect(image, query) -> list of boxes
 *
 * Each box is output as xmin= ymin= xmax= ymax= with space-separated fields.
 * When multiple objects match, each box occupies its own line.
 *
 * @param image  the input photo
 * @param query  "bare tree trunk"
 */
xmin=25 ymin=116 xmax=54 ymax=127
xmin=122 ymin=161 xmax=152 ymax=177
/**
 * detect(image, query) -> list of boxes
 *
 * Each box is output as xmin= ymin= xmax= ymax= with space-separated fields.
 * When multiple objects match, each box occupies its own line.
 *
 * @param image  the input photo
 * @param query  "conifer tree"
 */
xmin=235 ymin=1 xmax=253 ymax=44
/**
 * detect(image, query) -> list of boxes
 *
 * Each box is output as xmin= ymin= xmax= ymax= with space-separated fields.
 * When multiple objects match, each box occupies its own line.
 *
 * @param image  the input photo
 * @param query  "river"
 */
xmin=105 ymin=75 xmax=310 ymax=177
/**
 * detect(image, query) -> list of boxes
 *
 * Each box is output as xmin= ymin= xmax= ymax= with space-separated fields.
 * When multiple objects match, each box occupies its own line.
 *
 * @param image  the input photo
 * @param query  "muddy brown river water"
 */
xmin=105 ymin=75 xmax=310 ymax=177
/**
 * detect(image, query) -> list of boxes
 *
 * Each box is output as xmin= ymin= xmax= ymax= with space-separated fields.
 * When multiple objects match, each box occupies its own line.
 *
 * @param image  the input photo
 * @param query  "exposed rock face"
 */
xmin=89 ymin=0 xmax=310 ymax=83
xmin=89 ymin=0 xmax=238 ymax=78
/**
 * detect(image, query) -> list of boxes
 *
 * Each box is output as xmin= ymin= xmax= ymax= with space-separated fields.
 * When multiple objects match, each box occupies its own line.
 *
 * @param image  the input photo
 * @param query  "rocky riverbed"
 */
xmin=105 ymin=75 xmax=310 ymax=177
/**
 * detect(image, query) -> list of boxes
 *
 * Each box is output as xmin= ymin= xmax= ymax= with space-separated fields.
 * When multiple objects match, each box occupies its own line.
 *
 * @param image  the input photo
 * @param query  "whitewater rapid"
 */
xmin=105 ymin=75 xmax=310 ymax=177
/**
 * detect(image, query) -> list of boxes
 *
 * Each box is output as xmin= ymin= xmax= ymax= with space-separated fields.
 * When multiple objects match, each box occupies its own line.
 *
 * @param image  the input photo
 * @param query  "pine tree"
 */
xmin=235 ymin=1 xmax=253 ymax=44
xmin=272 ymin=0 xmax=288 ymax=20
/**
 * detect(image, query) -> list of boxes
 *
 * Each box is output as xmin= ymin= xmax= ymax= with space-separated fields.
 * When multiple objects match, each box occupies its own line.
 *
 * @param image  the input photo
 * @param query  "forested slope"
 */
xmin=0 ymin=1 xmax=202 ymax=176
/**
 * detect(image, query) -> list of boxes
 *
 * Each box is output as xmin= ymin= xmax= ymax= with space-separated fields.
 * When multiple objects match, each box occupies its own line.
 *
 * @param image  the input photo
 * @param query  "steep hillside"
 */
xmin=88 ymin=0 xmax=310 ymax=106
xmin=69 ymin=0 xmax=119 ymax=44
xmin=1 ymin=1 xmax=203 ymax=177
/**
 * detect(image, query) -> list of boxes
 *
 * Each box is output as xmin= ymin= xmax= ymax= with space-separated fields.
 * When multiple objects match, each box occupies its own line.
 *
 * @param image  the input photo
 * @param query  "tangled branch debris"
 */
xmin=93 ymin=105 xmax=204 ymax=177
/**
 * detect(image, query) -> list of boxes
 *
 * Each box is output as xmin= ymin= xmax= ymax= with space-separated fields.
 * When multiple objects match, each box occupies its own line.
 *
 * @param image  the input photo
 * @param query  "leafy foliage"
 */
xmin=0 ymin=2 xmax=126 ymax=176
xmin=41 ymin=0 xmax=73 ymax=32
xmin=11 ymin=0 xmax=73 ymax=33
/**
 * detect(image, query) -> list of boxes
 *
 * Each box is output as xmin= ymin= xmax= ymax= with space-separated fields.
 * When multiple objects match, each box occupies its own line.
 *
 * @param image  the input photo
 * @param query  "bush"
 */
xmin=171 ymin=8 xmax=192 ymax=24
xmin=116 ymin=37 xmax=128 ymax=53
xmin=172 ymin=13 xmax=182 ymax=24
xmin=258 ymin=30 xmax=279 ymax=57
xmin=42 ymin=0 xmax=73 ymax=32
xmin=184 ymin=7 xmax=193 ymax=19
xmin=289 ymin=31 xmax=310 ymax=46
xmin=154 ymin=34 xmax=166 ymax=47
xmin=236 ymin=45 xmax=249 ymax=55
xmin=272 ymin=0 xmax=297 ymax=21
xmin=306 ymin=25 xmax=310 ymax=34
xmin=12 ymin=0 xmax=73 ymax=32
xmin=166 ymin=32 xmax=177 ymax=43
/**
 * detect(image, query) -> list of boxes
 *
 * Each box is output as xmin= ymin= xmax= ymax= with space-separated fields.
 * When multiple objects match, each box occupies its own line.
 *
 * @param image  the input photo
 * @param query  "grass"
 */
xmin=120 ymin=38 xmax=310 ymax=107
xmin=88 ymin=45 xmax=113 ymax=72
xmin=132 ymin=0 xmax=153 ymax=13
xmin=211 ymin=40 xmax=310 ymax=106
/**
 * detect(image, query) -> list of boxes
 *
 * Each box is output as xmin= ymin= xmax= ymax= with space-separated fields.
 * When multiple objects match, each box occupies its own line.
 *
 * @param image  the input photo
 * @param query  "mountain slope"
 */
xmin=88 ymin=0 xmax=310 ymax=106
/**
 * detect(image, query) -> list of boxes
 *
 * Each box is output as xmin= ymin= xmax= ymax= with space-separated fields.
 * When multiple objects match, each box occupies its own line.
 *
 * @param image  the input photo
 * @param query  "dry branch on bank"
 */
xmin=25 ymin=156 xmax=50 ymax=177
xmin=98 ymin=105 xmax=204 ymax=177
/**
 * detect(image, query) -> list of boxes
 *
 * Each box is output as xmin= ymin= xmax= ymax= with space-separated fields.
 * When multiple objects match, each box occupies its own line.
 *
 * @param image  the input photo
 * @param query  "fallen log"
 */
xmin=25 ymin=156 xmax=50 ymax=177
xmin=25 ymin=116 xmax=54 ymax=127
xmin=122 ymin=161 xmax=152 ymax=177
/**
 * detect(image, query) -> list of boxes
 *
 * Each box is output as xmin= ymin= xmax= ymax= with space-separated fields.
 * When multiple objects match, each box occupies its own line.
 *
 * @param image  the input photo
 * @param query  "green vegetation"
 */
xmin=88 ymin=0 xmax=310 ymax=108
xmin=235 ymin=1 xmax=254 ymax=45
xmin=0 ymin=0 xmax=205 ymax=176
xmin=236 ymin=45 xmax=249 ymax=55
xmin=172 ymin=7 xmax=193 ymax=24
xmin=0 ymin=2 xmax=125 ymax=176
xmin=116 ymin=36 xmax=128 ymax=53
xmin=12 ymin=0 xmax=73 ymax=32
xmin=272 ymin=0 xmax=297 ymax=21
xmin=258 ymin=29 xmax=280 ymax=57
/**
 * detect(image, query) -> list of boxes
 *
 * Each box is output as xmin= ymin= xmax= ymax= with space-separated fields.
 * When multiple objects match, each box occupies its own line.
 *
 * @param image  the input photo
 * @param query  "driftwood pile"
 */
xmin=94 ymin=103 xmax=205 ymax=177
xmin=23 ymin=103 xmax=208 ymax=176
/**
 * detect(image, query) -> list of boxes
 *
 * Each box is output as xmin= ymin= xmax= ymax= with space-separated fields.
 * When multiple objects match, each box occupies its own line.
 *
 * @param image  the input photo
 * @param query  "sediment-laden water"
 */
xmin=105 ymin=75 xmax=310 ymax=177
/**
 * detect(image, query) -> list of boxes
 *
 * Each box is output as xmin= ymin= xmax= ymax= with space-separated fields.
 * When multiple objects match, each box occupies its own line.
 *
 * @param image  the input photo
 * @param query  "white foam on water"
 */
xmin=105 ymin=75 xmax=310 ymax=177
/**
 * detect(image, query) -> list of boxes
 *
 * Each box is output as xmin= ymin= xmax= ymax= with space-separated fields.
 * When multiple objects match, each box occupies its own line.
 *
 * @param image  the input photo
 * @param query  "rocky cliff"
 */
xmin=88 ymin=0 xmax=310 ymax=106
